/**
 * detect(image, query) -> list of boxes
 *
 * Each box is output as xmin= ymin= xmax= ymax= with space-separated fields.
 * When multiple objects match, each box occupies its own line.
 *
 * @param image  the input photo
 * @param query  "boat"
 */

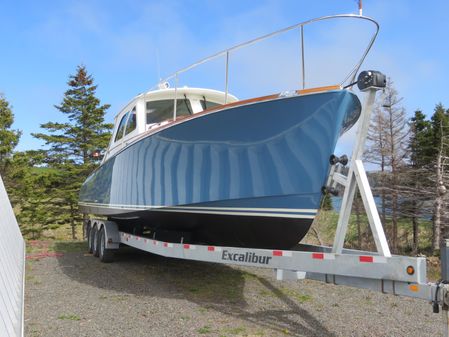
xmin=79 ymin=14 xmax=379 ymax=249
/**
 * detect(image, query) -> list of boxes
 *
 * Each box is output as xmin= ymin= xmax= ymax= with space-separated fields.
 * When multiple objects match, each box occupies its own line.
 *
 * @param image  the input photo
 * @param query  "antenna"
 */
xmin=358 ymin=0 xmax=363 ymax=16
xmin=156 ymin=47 xmax=161 ymax=82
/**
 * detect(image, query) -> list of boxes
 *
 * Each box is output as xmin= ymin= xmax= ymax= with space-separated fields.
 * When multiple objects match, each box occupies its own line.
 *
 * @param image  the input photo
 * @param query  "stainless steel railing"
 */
xmin=156 ymin=14 xmax=379 ymax=120
xmin=0 ymin=175 xmax=25 ymax=337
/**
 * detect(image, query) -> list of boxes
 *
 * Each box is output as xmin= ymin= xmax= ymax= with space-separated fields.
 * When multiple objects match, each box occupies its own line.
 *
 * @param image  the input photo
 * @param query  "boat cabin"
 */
xmin=103 ymin=87 xmax=238 ymax=161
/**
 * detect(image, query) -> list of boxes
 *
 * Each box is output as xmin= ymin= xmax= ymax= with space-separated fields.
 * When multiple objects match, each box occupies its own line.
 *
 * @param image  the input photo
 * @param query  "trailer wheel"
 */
xmin=87 ymin=224 xmax=94 ymax=253
xmin=92 ymin=225 xmax=100 ymax=257
xmin=98 ymin=227 xmax=114 ymax=263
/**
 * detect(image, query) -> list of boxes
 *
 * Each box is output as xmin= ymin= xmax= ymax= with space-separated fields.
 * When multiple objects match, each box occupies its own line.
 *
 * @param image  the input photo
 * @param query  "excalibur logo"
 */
xmin=221 ymin=250 xmax=272 ymax=265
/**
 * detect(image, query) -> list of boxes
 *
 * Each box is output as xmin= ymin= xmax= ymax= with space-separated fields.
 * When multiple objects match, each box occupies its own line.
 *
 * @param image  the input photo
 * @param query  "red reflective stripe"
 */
xmin=183 ymin=244 xmax=190 ymax=249
xmin=153 ymin=240 xmax=157 ymax=244
xmin=144 ymin=239 xmax=147 ymax=243
xmin=208 ymin=246 xmax=215 ymax=251
xmin=163 ymin=242 xmax=168 ymax=247
xmin=359 ymin=256 xmax=373 ymax=263
xmin=273 ymin=250 xmax=283 ymax=256
xmin=312 ymin=253 xmax=324 ymax=259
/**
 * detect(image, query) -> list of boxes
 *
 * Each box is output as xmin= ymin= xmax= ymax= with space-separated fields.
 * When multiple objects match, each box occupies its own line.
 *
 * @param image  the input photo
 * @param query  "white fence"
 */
xmin=0 ymin=175 xmax=25 ymax=337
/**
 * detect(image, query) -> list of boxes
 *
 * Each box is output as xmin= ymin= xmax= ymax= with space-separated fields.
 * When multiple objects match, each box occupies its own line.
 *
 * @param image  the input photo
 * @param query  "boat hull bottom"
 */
xmin=109 ymin=210 xmax=313 ymax=250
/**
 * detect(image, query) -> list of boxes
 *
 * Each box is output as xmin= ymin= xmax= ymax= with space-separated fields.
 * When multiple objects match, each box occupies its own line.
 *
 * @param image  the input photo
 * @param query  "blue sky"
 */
xmin=1 ymin=0 xmax=448 ymax=152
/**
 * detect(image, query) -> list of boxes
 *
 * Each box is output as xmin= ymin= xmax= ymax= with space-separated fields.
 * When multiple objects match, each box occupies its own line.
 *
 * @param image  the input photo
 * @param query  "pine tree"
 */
xmin=409 ymin=110 xmax=433 ymax=167
xmin=405 ymin=110 xmax=433 ymax=252
xmin=0 ymin=93 xmax=21 ymax=180
xmin=9 ymin=151 xmax=62 ymax=239
xmin=404 ymin=104 xmax=449 ymax=254
xmin=33 ymin=65 xmax=112 ymax=239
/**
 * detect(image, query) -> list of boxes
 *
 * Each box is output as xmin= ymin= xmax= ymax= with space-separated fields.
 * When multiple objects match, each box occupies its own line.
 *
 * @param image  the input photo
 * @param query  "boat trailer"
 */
xmin=84 ymin=73 xmax=449 ymax=335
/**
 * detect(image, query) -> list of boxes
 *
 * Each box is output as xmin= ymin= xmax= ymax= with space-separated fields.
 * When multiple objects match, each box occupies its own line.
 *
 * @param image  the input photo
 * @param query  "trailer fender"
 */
xmin=101 ymin=221 xmax=120 ymax=249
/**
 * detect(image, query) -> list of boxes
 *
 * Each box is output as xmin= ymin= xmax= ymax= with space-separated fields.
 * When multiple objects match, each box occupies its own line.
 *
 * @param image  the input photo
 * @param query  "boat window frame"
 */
xmin=124 ymin=107 xmax=137 ymax=137
xmin=114 ymin=111 xmax=130 ymax=142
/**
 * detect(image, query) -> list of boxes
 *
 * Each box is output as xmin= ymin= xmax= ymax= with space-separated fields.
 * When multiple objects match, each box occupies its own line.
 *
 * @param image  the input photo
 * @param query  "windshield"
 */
xmin=146 ymin=99 xmax=192 ymax=124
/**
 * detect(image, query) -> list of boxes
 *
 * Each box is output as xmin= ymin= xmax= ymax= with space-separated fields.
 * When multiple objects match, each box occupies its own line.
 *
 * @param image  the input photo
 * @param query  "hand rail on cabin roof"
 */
xmin=151 ymin=14 xmax=379 ymax=121
xmin=157 ymin=14 xmax=379 ymax=92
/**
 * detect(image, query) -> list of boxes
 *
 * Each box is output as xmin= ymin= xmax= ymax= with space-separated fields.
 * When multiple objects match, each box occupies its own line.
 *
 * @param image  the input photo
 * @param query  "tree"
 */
xmin=9 ymin=151 xmax=62 ymax=239
xmin=33 ymin=65 xmax=112 ymax=239
xmin=405 ymin=110 xmax=433 ymax=252
xmin=383 ymin=82 xmax=409 ymax=252
xmin=0 ymin=94 xmax=21 ymax=181
xmin=403 ymin=104 xmax=449 ymax=254
xmin=365 ymin=79 xmax=409 ymax=252
xmin=429 ymin=104 xmax=449 ymax=252
xmin=365 ymin=102 xmax=388 ymax=223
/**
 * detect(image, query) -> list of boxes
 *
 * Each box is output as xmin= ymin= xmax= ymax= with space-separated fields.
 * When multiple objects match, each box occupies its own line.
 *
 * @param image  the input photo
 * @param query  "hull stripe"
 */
xmin=78 ymin=202 xmax=317 ymax=219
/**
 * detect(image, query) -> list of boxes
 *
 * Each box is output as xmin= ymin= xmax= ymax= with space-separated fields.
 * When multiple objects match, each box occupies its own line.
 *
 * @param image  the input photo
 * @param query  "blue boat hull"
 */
xmin=79 ymin=90 xmax=361 ymax=248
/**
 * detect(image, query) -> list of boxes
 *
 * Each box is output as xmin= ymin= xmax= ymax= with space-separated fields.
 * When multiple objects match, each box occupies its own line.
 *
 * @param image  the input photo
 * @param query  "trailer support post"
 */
xmin=331 ymin=86 xmax=391 ymax=257
xmin=440 ymin=239 xmax=449 ymax=337
xmin=441 ymin=240 xmax=449 ymax=281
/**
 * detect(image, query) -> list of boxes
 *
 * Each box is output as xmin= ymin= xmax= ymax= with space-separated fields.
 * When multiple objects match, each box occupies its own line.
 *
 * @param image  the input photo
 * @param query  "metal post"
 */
xmin=300 ymin=25 xmax=305 ymax=89
xmin=224 ymin=51 xmax=229 ymax=104
xmin=332 ymin=87 xmax=390 ymax=257
xmin=173 ymin=73 xmax=178 ymax=121
xmin=444 ymin=308 xmax=449 ymax=337
xmin=442 ymin=239 xmax=449 ymax=281
xmin=441 ymin=240 xmax=449 ymax=337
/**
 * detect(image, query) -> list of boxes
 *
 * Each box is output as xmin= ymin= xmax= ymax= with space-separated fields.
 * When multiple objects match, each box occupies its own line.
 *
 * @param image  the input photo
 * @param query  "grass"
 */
xmin=308 ymin=209 xmax=434 ymax=254
xmin=258 ymin=287 xmax=311 ymax=303
xmin=198 ymin=325 xmax=212 ymax=334
xmin=280 ymin=287 xmax=312 ymax=303
xmin=58 ymin=314 xmax=81 ymax=321
xmin=27 ymin=240 xmax=86 ymax=256
xmin=223 ymin=327 xmax=246 ymax=335
xmin=174 ymin=267 xmax=244 ymax=303
xmin=53 ymin=241 xmax=86 ymax=253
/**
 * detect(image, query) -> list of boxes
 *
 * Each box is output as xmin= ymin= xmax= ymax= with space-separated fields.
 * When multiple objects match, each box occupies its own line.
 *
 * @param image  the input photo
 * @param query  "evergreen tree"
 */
xmin=9 ymin=151 xmax=63 ymax=239
xmin=405 ymin=104 xmax=449 ymax=254
xmin=409 ymin=110 xmax=433 ymax=167
xmin=0 ymin=93 xmax=21 ymax=179
xmin=33 ymin=65 xmax=112 ymax=166
xmin=405 ymin=110 xmax=433 ymax=252
xmin=33 ymin=65 xmax=112 ymax=239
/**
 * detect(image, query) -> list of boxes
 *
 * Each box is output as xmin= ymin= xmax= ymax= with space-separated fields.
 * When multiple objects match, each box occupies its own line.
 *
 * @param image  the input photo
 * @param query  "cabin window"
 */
xmin=200 ymin=99 xmax=220 ymax=110
xmin=124 ymin=108 xmax=137 ymax=136
xmin=115 ymin=112 xmax=129 ymax=142
xmin=146 ymin=99 xmax=193 ymax=124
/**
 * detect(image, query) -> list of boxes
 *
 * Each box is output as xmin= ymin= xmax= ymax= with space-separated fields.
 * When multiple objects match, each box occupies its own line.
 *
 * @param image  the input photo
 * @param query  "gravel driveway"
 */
xmin=25 ymin=242 xmax=439 ymax=337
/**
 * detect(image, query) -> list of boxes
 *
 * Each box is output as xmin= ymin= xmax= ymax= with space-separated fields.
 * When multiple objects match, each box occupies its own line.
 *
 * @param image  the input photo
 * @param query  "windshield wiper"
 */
xmin=183 ymin=94 xmax=192 ymax=115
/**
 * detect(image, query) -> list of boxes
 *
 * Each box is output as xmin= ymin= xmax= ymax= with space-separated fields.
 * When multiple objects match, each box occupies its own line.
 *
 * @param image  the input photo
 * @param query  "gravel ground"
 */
xmin=25 ymin=242 xmax=439 ymax=337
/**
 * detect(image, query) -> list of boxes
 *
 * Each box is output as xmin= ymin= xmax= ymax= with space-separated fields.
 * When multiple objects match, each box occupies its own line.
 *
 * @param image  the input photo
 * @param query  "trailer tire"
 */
xmin=98 ymin=227 xmax=114 ymax=263
xmin=87 ymin=224 xmax=94 ymax=253
xmin=92 ymin=225 xmax=100 ymax=257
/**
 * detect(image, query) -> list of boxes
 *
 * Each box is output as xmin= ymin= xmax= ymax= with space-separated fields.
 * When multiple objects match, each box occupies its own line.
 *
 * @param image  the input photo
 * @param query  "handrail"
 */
xmin=153 ymin=14 xmax=379 ymax=120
